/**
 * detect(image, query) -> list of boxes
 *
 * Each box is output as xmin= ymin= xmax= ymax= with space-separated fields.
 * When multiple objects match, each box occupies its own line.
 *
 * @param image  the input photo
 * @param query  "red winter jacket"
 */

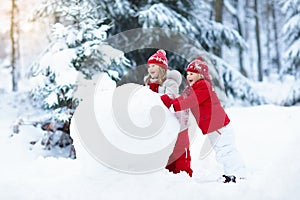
xmin=173 ymin=79 xmax=230 ymax=134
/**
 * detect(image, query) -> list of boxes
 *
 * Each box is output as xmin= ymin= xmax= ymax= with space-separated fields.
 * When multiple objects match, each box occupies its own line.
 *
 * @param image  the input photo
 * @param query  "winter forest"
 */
xmin=1 ymin=0 xmax=300 ymax=199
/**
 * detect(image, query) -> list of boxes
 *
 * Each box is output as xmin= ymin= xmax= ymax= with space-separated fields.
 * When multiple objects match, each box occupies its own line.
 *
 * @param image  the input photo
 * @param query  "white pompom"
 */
xmin=157 ymin=49 xmax=166 ymax=56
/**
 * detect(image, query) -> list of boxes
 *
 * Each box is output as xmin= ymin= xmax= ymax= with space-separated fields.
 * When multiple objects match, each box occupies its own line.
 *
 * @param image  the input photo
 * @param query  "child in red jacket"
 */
xmin=161 ymin=56 xmax=246 ymax=182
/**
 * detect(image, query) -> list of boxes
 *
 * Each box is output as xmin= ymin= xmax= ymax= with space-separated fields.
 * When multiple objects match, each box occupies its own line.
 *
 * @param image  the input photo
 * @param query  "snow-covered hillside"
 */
xmin=0 ymin=80 xmax=300 ymax=199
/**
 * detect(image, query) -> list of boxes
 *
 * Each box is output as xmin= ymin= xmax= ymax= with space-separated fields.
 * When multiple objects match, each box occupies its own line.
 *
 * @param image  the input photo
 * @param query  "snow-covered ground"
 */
xmin=252 ymin=74 xmax=297 ymax=105
xmin=1 ymin=79 xmax=300 ymax=200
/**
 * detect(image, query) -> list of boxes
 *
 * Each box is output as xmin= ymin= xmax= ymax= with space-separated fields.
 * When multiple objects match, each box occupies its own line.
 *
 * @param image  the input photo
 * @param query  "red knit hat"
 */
xmin=147 ymin=49 xmax=168 ymax=70
xmin=186 ymin=56 xmax=210 ymax=80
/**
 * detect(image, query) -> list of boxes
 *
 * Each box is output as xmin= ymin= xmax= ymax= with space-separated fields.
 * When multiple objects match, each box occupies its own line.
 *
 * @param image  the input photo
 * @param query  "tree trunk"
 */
xmin=213 ymin=0 xmax=224 ymax=57
xmin=254 ymin=0 xmax=263 ymax=81
xmin=245 ymin=0 xmax=255 ymax=78
xmin=10 ymin=0 xmax=19 ymax=91
xmin=209 ymin=1 xmax=214 ymax=20
xmin=235 ymin=0 xmax=248 ymax=77
xmin=244 ymin=0 xmax=250 ymax=41
xmin=266 ymin=1 xmax=271 ymax=71
xmin=271 ymin=2 xmax=282 ymax=73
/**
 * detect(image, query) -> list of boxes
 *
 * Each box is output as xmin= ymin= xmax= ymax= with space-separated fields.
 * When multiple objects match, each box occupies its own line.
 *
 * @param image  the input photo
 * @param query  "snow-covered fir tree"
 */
xmin=99 ymin=0 xmax=265 ymax=105
xmin=98 ymin=0 xmax=246 ymax=66
xmin=279 ymin=0 xmax=300 ymax=105
xmin=281 ymin=0 xmax=300 ymax=77
xmin=27 ymin=0 xmax=128 ymax=156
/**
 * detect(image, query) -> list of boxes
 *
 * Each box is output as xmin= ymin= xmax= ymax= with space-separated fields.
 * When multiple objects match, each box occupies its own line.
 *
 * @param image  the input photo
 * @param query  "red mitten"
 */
xmin=160 ymin=94 xmax=173 ymax=108
xmin=172 ymin=98 xmax=181 ymax=111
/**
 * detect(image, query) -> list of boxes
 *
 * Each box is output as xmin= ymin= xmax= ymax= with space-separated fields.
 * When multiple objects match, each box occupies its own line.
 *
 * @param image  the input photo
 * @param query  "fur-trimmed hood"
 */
xmin=144 ymin=69 xmax=182 ymax=98
xmin=166 ymin=70 xmax=182 ymax=86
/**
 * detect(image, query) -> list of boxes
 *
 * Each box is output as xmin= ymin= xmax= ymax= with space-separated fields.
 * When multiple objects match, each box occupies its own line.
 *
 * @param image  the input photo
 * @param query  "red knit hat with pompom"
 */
xmin=147 ymin=49 xmax=168 ymax=70
xmin=186 ymin=56 xmax=210 ymax=80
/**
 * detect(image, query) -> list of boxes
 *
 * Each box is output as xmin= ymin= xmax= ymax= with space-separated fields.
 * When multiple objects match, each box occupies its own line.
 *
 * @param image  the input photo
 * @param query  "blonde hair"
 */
xmin=187 ymin=72 xmax=205 ymax=81
xmin=198 ymin=74 xmax=205 ymax=80
xmin=145 ymin=67 xmax=167 ymax=85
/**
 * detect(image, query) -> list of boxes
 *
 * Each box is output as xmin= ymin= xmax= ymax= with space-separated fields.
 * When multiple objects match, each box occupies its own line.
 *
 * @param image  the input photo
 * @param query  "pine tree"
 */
xmin=99 ymin=0 xmax=265 ymax=105
xmin=28 ymin=0 xmax=127 ymax=156
xmin=212 ymin=54 xmax=267 ymax=106
xmin=279 ymin=0 xmax=300 ymax=106
xmin=96 ymin=0 xmax=246 ymax=69
xmin=281 ymin=0 xmax=300 ymax=77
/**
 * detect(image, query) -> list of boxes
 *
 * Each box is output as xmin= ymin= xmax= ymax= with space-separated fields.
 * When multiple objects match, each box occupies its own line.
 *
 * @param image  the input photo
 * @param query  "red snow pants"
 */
xmin=165 ymin=129 xmax=193 ymax=177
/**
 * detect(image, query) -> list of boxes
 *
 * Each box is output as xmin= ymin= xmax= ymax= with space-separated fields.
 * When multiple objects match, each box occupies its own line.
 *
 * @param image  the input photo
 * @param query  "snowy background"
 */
xmin=1 ymin=0 xmax=300 ymax=199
